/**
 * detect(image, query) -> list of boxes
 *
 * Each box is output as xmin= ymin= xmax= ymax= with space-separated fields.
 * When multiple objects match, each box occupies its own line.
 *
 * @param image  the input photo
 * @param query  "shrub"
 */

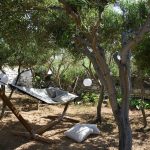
xmin=81 ymin=92 xmax=99 ymax=104
xmin=129 ymin=98 xmax=150 ymax=110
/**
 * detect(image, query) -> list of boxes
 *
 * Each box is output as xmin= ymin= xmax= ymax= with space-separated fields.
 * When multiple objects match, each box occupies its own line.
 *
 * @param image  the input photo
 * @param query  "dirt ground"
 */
xmin=0 ymin=93 xmax=150 ymax=150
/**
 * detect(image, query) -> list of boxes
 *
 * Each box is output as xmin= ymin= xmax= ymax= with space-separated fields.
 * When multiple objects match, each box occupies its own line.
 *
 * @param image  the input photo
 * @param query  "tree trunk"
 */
xmin=0 ymin=69 xmax=6 ymax=119
xmin=85 ymin=43 xmax=132 ymax=149
xmin=116 ymin=110 xmax=132 ymax=150
xmin=0 ymin=85 xmax=6 ymax=120
xmin=141 ymin=107 xmax=147 ymax=129
xmin=140 ymin=79 xmax=147 ymax=129
xmin=117 ymin=65 xmax=132 ymax=150
xmin=95 ymin=85 xmax=104 ymax=123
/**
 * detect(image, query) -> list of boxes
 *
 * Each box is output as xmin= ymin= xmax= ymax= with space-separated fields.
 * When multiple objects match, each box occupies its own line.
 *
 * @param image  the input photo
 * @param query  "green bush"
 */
xmin=32 ymin=65 xmax=48 ymax=88
xmin=81 ymin=92 xmax=99 ymax=104
xmin=129 ymin=98 xmax=150 ymax=110
xmin=116 ymin=88 xmax=150 ymax=110
xmin=61 ymin=65 xmax=85 ymax=84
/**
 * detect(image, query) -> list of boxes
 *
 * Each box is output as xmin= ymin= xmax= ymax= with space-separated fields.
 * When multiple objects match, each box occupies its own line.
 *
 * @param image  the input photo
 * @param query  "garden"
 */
xmin=0 ymin=0 xmax=150 ymax=150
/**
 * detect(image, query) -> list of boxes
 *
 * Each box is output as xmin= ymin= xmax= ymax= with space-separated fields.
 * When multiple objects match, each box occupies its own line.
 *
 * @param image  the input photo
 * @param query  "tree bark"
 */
xmin=113 ymin=50 xmax=132 ymax=150
xmin=141 ymin=106 xmax=147 ymax=129
xmin=116 ymin=110 xmax=132 ymax=150
xmin=95 ymin=85 xmax=104 ymax=123
xmin=0 ymin=69 xmax=6 ymax=119
xmin=118 ymin=60 xmax=132 ymax=149
xmin=0 ymin=85 xmax=5 ymax=120
xmin=82 ymin=59 xmax=105 ymax=123
xmin=140 ymin=78 xmax=147 ymax=129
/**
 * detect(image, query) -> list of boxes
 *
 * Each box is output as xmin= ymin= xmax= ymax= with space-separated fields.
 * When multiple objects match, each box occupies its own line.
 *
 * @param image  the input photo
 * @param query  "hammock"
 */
xmin=9 ymin=84 xmax=78 ymax=104
xmin=0 ymin=72 xmax=79 ymax=143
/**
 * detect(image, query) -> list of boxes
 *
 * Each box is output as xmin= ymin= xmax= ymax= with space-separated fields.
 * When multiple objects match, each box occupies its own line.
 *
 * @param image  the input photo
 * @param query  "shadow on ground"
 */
xmin=0 ymin=98 xmax=150 ymax=150
xmin=0 ymin=112 xmax=119 ymax=150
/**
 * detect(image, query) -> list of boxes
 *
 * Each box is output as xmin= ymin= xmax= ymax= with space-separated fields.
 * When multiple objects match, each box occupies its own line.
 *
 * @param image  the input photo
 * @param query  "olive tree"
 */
xmin=57 ymin=0 xmax=150 ymax=149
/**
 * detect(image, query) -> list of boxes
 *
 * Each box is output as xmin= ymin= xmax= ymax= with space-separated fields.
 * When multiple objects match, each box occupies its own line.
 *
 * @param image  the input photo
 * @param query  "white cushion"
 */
xmin=64 ymin=124 xmax=93 ymax=143
xmin=64 ymin=123 xmax=100 ymax=142
xmin=82 ymin=124 xmax=100 ymax=134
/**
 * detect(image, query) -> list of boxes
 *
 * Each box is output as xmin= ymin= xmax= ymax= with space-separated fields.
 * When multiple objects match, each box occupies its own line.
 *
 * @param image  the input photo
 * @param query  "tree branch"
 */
xmin=59 ymin=0 xmax=119 ymax=113
xmin=82 ymin=61 xmax=96 ymax=80
xmin=121 ymin=16 xmax=150 ymax=64
xmin=58 ymin=0 xmax=81 ymax=28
